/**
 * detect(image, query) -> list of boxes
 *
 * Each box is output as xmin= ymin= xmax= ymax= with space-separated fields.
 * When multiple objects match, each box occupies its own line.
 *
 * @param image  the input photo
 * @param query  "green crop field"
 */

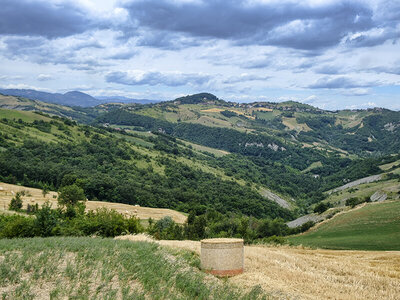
xmin=288 ymin=201 xmax=400 ymax=250
xmin=0 ymin=237 xmax=266 ymax=299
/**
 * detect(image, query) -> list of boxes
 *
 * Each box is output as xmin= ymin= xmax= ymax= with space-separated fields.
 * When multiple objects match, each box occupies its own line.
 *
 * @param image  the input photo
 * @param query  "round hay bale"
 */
xmin=200 ymin=238 xmax=244 ymax=276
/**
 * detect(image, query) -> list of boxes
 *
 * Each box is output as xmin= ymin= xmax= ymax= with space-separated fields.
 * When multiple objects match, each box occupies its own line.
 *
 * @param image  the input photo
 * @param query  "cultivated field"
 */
xmin=119 ymin=235 xmax=400 ymax=300
xmin=0 ymin=182 xmax=187 ymax=223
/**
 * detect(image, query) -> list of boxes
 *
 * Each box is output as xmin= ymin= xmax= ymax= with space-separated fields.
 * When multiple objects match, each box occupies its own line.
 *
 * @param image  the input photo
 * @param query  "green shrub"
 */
xmin=34 ymin=202 xmax=61 ymax=237
xmin=313 ymin=202 xmax=331 ymax=214
xmin=345 ymin=197 xmax=365 ymax=208
xmin=78 ymin=208 xmax=142 ymax=237
xmin=8 ymin=192 xmax=23 ymax=211
xmin=258 ymin=235 xmax=288 ymax=245
xmin=0 ymin=215 xmax=35 ymax=238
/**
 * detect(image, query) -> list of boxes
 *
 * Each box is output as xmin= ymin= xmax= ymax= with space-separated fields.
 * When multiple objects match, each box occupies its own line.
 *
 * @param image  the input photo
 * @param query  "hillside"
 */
xmin=0 ymin=94 xmax=98 ymax=123
xmin=288 ymin=200 xmax=400 ymax=250
xmin=1 ymin=93 xmax=399 ymax=222
xmin=0 ymin=109 xmax=291 ymax=220
xmin=97 ymin=93 xmax=400 ymax=156
xmin=0 ymin=182 xmax=187 ymax=223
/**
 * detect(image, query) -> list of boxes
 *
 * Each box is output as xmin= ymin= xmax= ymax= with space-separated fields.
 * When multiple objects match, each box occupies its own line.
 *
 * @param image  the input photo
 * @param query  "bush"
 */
xmin=8 ymin=192 xmax=23 ymax=211
xmin=258 ymin=235 xmax=288 ymax=245
xmin=313 ymin=202 xmax=331 ymax=214
xmin=34 ymin=202 xmax=61 ymax=237
xmin=0 ymin=215 xmax=35 ymax=238
xmin=345 ymin=197 xmax=366 ymax=208
xmin=76 ymin=208 xmax=142 ymax=237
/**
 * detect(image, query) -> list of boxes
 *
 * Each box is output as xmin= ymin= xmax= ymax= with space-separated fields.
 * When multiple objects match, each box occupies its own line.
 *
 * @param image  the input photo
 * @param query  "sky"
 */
xmin=0 ymin=0 xmax=400 ymax=110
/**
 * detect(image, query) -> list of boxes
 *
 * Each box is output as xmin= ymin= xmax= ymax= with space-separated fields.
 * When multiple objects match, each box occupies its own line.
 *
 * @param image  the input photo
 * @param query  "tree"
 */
xmin=58 ymin=184 xmax=86 ymax=206
xmin=313 ymin=202 xmax=331 ymax=214
xmin=9 ymin=192 xmax=23 ymax=211
xmin=34 ymin=202 xmax=59 ymax=237
xmin=42 ymin=184 xmax=50 ymax=198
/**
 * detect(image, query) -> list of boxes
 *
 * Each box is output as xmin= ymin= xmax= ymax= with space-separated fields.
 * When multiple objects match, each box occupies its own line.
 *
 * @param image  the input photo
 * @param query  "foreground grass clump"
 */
xmin=0 ymin=237 xmax=267 ymax=299
xmin=288 ymin=201 xmax=400 ymax=250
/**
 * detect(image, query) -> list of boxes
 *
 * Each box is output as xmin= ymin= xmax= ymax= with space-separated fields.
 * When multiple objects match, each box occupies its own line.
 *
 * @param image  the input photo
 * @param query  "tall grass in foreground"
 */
xmin=0 ymin=237 xmax=267 ymax=299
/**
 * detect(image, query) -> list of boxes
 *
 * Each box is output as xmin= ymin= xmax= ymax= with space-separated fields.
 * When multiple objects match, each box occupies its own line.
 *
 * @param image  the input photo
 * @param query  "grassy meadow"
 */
xmin=288 ymin=201 xmax=400 ymax=250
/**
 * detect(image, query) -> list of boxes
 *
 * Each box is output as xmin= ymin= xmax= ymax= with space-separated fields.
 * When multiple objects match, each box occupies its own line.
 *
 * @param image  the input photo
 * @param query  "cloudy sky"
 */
xmin=1 ymin=0 xmax=400 ymax=110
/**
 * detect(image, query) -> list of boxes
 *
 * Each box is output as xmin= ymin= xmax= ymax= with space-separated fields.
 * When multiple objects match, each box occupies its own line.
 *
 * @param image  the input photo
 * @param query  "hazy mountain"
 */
xmin=0 ymin=89 xmax=161 ymax=107
xmin=0 ymin=89 xmax=99 ymax=107
xmin=95 ymin=96 xmax=160 ymax=104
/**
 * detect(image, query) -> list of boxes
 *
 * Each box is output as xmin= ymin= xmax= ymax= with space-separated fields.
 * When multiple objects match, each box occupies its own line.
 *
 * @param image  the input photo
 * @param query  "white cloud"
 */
xmin=37 ymin=74 xmax=53 ymax=81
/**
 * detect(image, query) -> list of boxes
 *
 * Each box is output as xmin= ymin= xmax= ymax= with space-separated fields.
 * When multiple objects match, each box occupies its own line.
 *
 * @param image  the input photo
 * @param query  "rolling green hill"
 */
xmin=1 ymin=92 xmax=399 ymax=221
xmin=0 ymin=94 xmax=99 ymax=123
xmin=97 ymin=93 xmax=400 ymax=156
xmin=0 ymin=109 xmax=292 ymax=220
xmin=288 ymin=200 xmax=400 ymax=250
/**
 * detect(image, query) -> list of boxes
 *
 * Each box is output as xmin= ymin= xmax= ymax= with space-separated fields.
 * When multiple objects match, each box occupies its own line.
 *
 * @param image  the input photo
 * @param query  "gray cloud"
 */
xmin=240 ymin=58 xmax=271 ymax=69
xmin=122 ymin=0 xmax=374 ymax=50
xmin=136 ymin=30 xmax=204 ymax=50
xmin=0 ymin=0 xmax=94 ymax=38
xmin=342 ymin=88 xmax=371 ymax=96
xmin=370 ymin=65 xmax=400 ymax=75
xmin=222 ymin=74 xmax=271 ymax=84
xmin=37 ymin=74 xmax=53 ymax=81
xmin=107 ymin=49 xmax=138 ymax=60
xmin=308 ymin=76 xmax=378 ymax=89
xmin=314 ymin=65 xmax=343 ymax=75
xmin=345 ymin=28 xmax=399 ymax=47
xmin=71 ymin=40 xmax=104 ymax=51
xmin=2 ymin=36 xmax=110 ymax=71
xmin=0 ymin=75 xmax=24 ymax=81
xmin=106 ymin=71 xmax=212 ymax=87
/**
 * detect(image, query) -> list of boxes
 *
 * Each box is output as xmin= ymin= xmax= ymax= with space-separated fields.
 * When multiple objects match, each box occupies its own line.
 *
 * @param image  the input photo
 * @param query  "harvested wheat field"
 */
xmin=201 ymin=108 xmax=225 ymax=113
xmin=0 ymin=182 xmax=187 ymax=223
xmin=118 ymin=235 xmax=400 ymax=300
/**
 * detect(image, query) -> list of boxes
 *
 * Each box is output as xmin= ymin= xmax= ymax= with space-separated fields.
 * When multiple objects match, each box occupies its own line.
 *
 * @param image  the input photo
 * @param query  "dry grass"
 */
xmin=122 ymin=236 xmax=400 ymax=300
xmin=253 ymin=108 xmax=273 ymax=112
xmin=0 ymin=182 xmax=187 ymax=223
xmin=201 ymin=108 xmax=225 ymax=113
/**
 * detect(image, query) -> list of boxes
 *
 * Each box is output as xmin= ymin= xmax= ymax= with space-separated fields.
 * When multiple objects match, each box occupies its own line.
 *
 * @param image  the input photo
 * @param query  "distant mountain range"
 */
xmin=0 ymin=89 xmax=160 ymax=107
